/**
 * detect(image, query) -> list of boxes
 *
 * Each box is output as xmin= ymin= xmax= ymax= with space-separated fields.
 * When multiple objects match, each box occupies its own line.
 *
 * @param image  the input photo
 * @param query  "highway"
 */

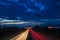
xmin=2 ymin=29 xmax=59 ymax=40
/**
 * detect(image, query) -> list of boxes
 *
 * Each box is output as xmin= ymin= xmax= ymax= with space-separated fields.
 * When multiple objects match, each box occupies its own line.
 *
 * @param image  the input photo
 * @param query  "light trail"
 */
xmin=36 ymin=32 xmax=49 ymax=40
xmin=30 ymin=29 xmax=49 ymax=40
xmin=10 ymin=30 xmax=29 ymax=40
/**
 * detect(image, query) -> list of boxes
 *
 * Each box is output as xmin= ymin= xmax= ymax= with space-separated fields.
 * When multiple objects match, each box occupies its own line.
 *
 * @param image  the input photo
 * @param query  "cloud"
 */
xmin=38 ymin=19 xmax=60 ymax=27
xmin=0 ymin=18 xmax=32 ymax=25
xmin=0 ymin=18 xmax=60 ymax=27
xmin=3 ymin=22 xmax=30 ymax=24
xmin=57 ymin=2 xmax=60 ymax=5
xmin=16 ymin=17 xmax=22 ymax=19
xmin=0 ymin=18 xmax=20 ymax=22
xmin=40 ymin=19 xmax=60 ymax=22
xmin=0 ymin=18 xmax=44 ymax=27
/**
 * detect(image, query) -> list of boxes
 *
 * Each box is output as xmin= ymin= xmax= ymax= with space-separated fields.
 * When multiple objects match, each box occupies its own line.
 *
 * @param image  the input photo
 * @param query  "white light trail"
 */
xmin=10 ymin=30 xmax=29 ymax=40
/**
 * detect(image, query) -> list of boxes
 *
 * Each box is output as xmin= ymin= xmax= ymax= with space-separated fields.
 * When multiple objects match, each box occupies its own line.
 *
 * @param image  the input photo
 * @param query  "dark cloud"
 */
xmin=0 ymin=0 xmax=60 ymax=27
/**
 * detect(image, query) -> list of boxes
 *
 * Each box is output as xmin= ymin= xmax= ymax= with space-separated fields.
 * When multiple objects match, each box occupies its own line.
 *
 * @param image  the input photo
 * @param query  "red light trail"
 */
xmin=30 ymin=29 xmax=49 ymax=40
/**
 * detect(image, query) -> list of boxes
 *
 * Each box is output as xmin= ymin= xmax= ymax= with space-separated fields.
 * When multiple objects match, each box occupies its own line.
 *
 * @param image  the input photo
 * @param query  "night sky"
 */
xmin=0 ymin=0 xmax=60 ymax=27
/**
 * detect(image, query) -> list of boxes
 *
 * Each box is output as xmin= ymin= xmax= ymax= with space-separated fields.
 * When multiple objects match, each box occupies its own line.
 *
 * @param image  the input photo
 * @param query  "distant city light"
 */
xmin=48 ymin=26 xmax=54 ymax=28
